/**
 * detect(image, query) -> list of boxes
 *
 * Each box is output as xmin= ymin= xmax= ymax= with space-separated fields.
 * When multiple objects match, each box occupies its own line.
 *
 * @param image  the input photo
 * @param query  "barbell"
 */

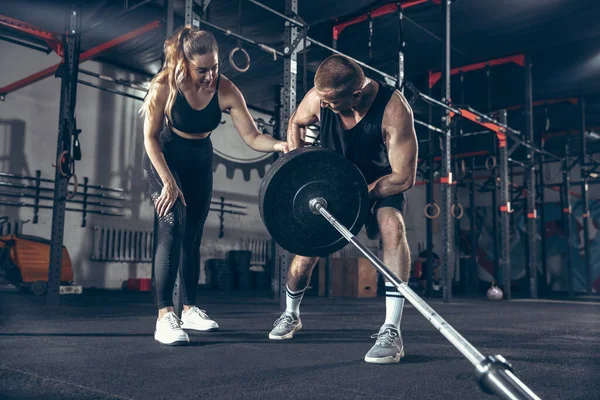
xmin=258 ymin=146 xmax=540 ymax=400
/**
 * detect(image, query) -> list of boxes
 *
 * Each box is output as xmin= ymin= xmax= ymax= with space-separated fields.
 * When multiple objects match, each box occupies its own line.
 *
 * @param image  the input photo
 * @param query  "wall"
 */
xmin=0 ymin=40 xmax=274 ymax=289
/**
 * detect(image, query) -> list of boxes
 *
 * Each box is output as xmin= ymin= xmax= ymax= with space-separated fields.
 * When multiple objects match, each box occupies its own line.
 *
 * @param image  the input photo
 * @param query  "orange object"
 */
xmin=127 ymin=278 xmax=152 ymax=292
xmin=0 ymin=235 xmax=73 ymax=283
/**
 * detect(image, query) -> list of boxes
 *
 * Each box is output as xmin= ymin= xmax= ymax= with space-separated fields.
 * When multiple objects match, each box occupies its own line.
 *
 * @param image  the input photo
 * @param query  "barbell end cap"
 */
xmin=309 ymin=197 xmax=327 ymax=215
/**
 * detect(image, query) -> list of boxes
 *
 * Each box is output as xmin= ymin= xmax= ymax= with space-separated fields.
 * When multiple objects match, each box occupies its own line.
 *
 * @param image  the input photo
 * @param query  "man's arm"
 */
xmin=369 ymin=91 xmax=418 ymax=200
xmin=287 ymin=88 xmax=320 ymax=150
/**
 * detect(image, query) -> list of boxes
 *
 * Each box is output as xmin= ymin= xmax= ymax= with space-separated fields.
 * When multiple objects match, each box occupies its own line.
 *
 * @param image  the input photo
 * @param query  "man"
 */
xmin=268 ymin=54 xmax=418 ymax=365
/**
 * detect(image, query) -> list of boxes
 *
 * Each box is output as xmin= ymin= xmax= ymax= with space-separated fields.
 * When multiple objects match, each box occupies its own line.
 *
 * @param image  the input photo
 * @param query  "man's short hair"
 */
xmin=314 ymin=55 xmax=365 ymax=95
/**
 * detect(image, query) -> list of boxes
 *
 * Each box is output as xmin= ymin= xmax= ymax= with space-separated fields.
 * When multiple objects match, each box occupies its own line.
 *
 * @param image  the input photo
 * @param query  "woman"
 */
xmin=140 ymin=25 xmax=287 ymax=345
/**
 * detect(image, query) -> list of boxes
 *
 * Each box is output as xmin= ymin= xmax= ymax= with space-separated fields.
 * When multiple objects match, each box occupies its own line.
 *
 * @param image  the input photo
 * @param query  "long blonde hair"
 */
xmin=140 ymin=25 xmax=219 ymax=120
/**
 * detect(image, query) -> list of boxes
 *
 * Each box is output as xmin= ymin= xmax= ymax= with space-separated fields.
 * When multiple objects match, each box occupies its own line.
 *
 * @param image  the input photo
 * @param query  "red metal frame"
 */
xmin=433 ymin=150 xmax=488 ymax=162
xmin=542 ymin=126 xmax=600 ymax=140
xmin=428 ymin=54 xmax=525 ymax=88
xmin=332 ymin=0 xmax=437 ymax=40
xmin=0 ymin=14 xmax=63 ymax=55
xmin=449 ymin=108 xmax=508 ymax=148
xmin=0 ymin=20 xmax=161 ymax=96
xmin=505 ymin=97 xmax=579 ymax=111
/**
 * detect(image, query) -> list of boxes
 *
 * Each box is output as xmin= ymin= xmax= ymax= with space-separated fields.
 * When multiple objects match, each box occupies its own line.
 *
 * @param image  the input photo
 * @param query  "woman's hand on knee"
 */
xmin=156 ymin=179 xmax=186 ymax=217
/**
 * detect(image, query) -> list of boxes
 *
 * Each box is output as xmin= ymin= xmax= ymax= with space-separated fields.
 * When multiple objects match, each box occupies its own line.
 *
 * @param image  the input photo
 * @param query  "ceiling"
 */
xmin=1 ymin=0 xmax=600 ymax=159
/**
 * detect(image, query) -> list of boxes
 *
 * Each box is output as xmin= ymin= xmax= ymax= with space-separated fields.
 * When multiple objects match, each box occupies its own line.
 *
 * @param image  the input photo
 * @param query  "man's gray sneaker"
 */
xmin=268 ymin=312 xmax=302 ymax=340
xmin=364 ymin=325 xmax=404 ymax=364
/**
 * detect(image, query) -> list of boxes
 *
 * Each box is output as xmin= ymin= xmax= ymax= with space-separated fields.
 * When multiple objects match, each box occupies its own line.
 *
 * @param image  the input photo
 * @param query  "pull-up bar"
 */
xmin=332 ymin=0 xmax=439 ymax=40
xmin=428 ymin=54 xmax=525 ymax=88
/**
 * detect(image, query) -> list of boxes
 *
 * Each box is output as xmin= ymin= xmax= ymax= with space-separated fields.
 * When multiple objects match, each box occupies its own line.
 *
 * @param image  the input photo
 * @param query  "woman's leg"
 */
xmin=142 ymin=152 xmax=186 ymax=317
xmin=178 ymin=163 xmax=213 ymax=308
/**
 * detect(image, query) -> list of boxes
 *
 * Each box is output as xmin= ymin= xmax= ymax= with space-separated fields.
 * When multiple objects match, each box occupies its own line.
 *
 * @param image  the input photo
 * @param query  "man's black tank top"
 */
xmin=319 ymin=81 xmax=394 ymax=184
xmin=169 ymin=74 xmax=222 ymax=134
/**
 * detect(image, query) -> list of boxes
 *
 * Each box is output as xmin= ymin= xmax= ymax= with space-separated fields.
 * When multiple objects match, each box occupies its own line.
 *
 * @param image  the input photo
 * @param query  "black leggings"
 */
xmin=143 ymin=125 xmax=213 ymax=309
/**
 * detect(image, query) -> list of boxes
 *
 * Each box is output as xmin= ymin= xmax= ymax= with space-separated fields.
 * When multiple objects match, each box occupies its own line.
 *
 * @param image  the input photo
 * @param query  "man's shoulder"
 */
xmin=383 ymin=88 xmax=413 ymax=122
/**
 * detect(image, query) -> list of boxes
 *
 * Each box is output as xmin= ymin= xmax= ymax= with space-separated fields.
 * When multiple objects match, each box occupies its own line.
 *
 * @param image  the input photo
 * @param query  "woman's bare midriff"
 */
xmin=170 ymin=125 xmax=212 ymax=139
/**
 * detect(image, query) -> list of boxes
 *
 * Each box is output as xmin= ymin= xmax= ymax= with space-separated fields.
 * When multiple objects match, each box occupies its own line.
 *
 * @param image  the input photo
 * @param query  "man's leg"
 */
xmin=269 ymin=255 xmax=319 ymax=340
xmin=365 ymin=205 xmax=410 ymax=364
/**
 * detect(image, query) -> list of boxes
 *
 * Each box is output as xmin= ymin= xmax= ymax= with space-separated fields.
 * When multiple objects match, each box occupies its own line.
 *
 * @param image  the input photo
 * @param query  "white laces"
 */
xmin=188 ymin=306 xmax=210 ymax=319
xmin=273 ymin=312 xmax=296 ymax=328
xmin=162 ymin=313 xmax=183 ymax=329
xmin=370 ymin=328 xmax=399 ymax=347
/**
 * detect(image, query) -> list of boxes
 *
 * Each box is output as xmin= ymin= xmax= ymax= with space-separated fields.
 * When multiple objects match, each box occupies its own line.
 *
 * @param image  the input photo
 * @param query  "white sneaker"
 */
xmin=181 ymin=306 xmax=219 ymax=331
xmin=154 ymin=312 xmax=190 ymax=345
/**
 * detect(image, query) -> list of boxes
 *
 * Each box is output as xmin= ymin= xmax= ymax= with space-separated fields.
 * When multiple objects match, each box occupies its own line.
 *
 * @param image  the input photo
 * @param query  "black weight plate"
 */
xmin=259 ymin=147 xmax=370 ymax=257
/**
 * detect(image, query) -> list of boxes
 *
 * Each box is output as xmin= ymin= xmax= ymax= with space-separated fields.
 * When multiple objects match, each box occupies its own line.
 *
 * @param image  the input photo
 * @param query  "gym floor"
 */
xmin=1 ymin=288 xmax=598 ymax=400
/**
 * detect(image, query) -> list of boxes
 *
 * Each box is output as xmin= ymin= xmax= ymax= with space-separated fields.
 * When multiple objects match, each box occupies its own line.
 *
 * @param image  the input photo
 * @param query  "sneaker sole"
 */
xmin=364 ymin=348 xmax=405 ymax=364
xmin=154 ymin=331 xmax=190 ymax=346
xmin=154 ymin=338 xmax=190 ymax=346
xmin=268 ymin=322 xmax=302 ymax=340
xmin=181 ymin=324 xmax=219 ymax=332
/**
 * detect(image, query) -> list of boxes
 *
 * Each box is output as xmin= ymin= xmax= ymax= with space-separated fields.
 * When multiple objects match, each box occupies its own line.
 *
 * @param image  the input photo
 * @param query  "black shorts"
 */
xmin=365 ymin=193 xmax=406 ymax=239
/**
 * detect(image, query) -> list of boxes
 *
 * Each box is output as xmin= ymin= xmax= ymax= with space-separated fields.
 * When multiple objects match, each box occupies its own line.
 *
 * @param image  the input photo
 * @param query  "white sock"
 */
xmin=285 ymin=285 xmax=305 ymax=315
xmin=383 ymin=282 xmax=405 ymax=331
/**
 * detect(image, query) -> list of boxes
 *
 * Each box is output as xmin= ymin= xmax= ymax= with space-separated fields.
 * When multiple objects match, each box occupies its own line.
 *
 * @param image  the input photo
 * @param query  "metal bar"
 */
xmin=247 ymin=0 xmax=305 ymax=28
xmin=313 ymin=200 xmax=540 ymax=400
xmin=33 ymin=170 xmax=41 ymax=223
xmin=441 ymin=0 xmax=453 ymax=303
xmin=80 ymin=0 xmax=156 ymax=35
xmin=0 ymin=181 xmax=125 ymax=199
xmin=333 ymin=1 xmax=429 ymax=39
xmin=505 ymin=97 xmax=579 ymax=112
xmin=562 ymin=143 xmax=574 ymax=298
xmin=508 ymin=157 xmax=528 ymax=168
xmin=80 ymin=20 xmax=162 ymax=60
xmin=426 ymin=85 xmax=434 ymax=297
xmin=403 ymin=14 xmax=469 ymax=60
xmin=420 ymin=130 xmax=492 ymax=143
xmin=524 ymin=54 xmax=537 ymax=299
xmin=198 ymin=19 xmax=284 ymax=58
xmin=0 ymin=14 xmax=61 ymax=42
xmin=77 ymin=79 xmax=145 ymax=101
xmin=414 ymin=118 xmax=445 ymax=134
xmin=314 ymin=200 xmax=482 ymax=365
xmin=429 ymin=54 xmax=525 ymax=88
xmin=469 ymin=158 xmax=478 ymax=295
xmin=0 ymin=201 xmax=123 ymax=216
xmin=78 ymin=69 xmax=148 ymax=92
xmin=538 ymin=142 xmax=548 ymax=296
xmin=0 ymin=191 xmax=124 ymax=209
xmin=208 ymin=208 xmax=247 ymax=215
xmin=0 ymin=20 xmax=162 ymax=97
xmin=580 ymin=97 xmax=592 ymax=295
xmin=0 ymin=171 xmax=55 ymax=184
xmin=397 ymin=6 xmax=405 ymax=89
xmin=0 ymin=34 xmax=52 ymax=53
xmin=459 ymin=107 xmax=520 ymax=136
xmin=210 ymin=200 xmax=247 ymax=209
xmin=47 ymin=6 xmax=81 ymax=306
xmin=492 ymin=132 xmax=500 ymax=288
xmin=497 ymin=110 xmax=511 ymax=300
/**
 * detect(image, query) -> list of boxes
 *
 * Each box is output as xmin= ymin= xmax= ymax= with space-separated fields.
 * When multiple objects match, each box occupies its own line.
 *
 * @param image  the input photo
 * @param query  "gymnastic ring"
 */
xmin=460 ymin=159 xmax=466 ymax=175
xmin=229 ymin=47 xmax=250 ymax=73
xmin=66 ymin=173 xmax=78 ymax=200
xmin=452 ymin=203 xmax=464 ymax=219
xmin=56 ymin=151 xmax=71 ymax=177
xmin=424 ymin=203 xmax=440 ymax=219
xmin=485 ymin=155 xmax=497 ymax=170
